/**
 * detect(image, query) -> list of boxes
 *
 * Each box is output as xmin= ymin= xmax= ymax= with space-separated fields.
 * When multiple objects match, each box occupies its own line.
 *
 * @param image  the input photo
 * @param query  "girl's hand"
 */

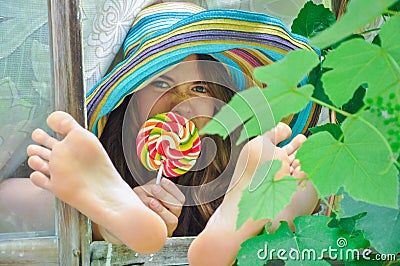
xmin=133 ymin=178 xmax=185 ymax=236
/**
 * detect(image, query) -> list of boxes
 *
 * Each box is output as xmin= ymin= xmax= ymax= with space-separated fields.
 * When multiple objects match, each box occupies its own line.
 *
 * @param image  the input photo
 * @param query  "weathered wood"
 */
xmin=90 ymin=237 xmax=195 ymax=266
xmin=0 ymin=237 xmax=58 ymax=265
xmin=47 ymin=0 xmax=90 ymax=265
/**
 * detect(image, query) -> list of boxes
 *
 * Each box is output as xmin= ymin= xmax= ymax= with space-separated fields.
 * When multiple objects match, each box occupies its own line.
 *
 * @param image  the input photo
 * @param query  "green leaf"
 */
xmin=309 ymin=65 xmax=332 ymax=105
xmin=199 ymin=98 xmax=243 ymax=139
xmin=236 ymin=88 xmax=276 ymax=144
xmin=236 ymin=160 xmax=297 ymax=229
xmin=291 ymin=1 xmax=336 ymax=38
xmin=253 ymin=49 xmax=319 ymax=137
xmin=201 ymin=49 xmax=319 ymax=144
xmin=297 ymin=116 xmax=399 ymax=208
xmin=200 ymin=86 xmax=274 ymax=143
xmin=340 ymin=191 xmax=400 ymax=254
xmin=361 ymin=108 xmax=399 ymax=155
xmin=379 ymin=16 xmax=400 ymax=65
xmin=321 ymin=38 xmax=399 ymax=107
xmin=328 ymin=213 xmax=368 ymax=237
xmin=237 ymin=216 xmax=368 ymax=265
xmin=309 ymin=123 xmax=343 ymax=141
xmin=311 ymin=0 xmax=398 ymax=49
xmin=388 ymin=0 xmax=400 ymax=12
xmin=336 ymin=86 xmax=366 ymax=123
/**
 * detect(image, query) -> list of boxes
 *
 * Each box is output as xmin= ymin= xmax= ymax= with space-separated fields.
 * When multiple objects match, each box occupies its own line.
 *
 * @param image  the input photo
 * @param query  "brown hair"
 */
xmin=99 ymin=54 xmax=241 ymax=236
xmin=332 ymin=0 xmax=349 ymax=19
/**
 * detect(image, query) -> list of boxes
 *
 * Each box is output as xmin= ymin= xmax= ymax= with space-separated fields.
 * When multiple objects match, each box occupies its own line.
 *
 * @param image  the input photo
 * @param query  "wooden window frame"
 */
xmin=0 ymin=1 xmax=89 ymax=265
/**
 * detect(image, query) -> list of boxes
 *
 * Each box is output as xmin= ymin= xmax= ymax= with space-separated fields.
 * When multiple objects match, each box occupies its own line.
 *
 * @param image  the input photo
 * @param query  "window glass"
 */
xmin=0 ymin=0 xmax=55 ymax=237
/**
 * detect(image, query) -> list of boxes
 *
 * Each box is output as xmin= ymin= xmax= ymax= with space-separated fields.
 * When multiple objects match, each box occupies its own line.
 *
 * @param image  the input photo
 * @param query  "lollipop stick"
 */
xmin=156 ymin=164 xmax=164 ymax=184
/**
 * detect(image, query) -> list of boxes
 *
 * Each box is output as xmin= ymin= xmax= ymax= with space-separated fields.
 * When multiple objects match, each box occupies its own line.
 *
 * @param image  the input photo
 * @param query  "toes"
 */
xmin=282 ymin=134 xmax=307 ymax=155
xmin=47 ymin=111 xmax=82 ymax=137
xmin=30 ymin=171 xmax=51 ymax=191
xmin=28 ymin=155 xmax=50 ymax=176
xmin=293 ymin=166 xmax=307 ymax=179
xmin=32 ymin=129 xmax=58 ymax=149
xmin=264 ymin=122 xmax=292 ymax=145
xmin=27 ymin=144 xmax=51 ymax=161
xmin=291 ymin=159 xmax=301 ymax=169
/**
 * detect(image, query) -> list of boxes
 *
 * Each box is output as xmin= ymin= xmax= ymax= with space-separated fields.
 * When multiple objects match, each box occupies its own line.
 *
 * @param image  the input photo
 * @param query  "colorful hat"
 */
xmin=86 ymin=2 xmax=320 ymax=138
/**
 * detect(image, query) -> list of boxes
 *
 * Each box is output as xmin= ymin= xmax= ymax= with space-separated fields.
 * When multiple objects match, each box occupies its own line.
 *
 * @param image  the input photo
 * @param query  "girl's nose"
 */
xmin=172 ymin=98 xmax=193 ymax=117
xmin=169 ymin=86 xmax=193 ymax=117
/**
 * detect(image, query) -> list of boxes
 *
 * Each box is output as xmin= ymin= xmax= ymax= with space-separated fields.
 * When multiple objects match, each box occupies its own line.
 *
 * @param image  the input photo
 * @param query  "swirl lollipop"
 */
xmin=136 ymin=112 xmax=201 ymax=184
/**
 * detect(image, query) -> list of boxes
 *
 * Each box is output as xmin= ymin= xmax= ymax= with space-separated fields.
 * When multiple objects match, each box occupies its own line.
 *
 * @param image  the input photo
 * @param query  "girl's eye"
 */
xmin=192 ymin=85 xmax=208 ymax=94
xmin=151 ymin=80 xmax=170 ymax=89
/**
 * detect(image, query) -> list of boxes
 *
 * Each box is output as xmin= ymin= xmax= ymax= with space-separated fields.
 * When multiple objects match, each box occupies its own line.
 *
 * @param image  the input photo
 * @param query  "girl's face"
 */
xmin=135 ymin=54 xmax=216 ymax=130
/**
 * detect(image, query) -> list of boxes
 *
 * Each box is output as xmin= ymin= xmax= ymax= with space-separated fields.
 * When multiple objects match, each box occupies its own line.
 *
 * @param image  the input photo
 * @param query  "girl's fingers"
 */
xmin=133 ymin=182 xmax=184 ymax=218
xmin=160 ymin=178 xmax=185 ymax=204
xmin=149 ymin=198 xmax=179 ymax=237
xmin=151 ymin=184 xmax=183 ymax=217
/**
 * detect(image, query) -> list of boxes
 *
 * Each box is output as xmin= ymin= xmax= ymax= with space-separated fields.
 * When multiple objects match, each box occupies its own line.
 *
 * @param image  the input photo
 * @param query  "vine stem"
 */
xmin=308 ymin=96 xmax=353 ymax=118
xmin=359 ymin=27 xmax=381 ymax=35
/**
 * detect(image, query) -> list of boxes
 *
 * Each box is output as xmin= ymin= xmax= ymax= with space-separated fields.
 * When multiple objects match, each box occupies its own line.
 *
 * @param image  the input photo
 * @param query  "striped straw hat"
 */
xmin=86 ymin=2 xmax=320 ymax=138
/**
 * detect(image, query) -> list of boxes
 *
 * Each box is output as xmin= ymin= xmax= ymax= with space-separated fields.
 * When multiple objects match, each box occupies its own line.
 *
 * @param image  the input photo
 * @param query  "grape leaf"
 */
xmin=199 ymin=93 xmax=251 ymax=139
xmin=237 ymin=216 xmax=368 ymax=265
xmin=388 ymin=0 xmax=400 ymax=11
xmin=336 ymin=86 xmax=366 ymax=123
xmin=361 ymin=108 xmax=399 ymax=155
xmin=311 ymin=0 xmax=398 ymax=49
xmin=321 ymin=38 xmax=400 ymax=107
xmin=200 ymin=86 xmax=275 ymax=143
xmin=309 ymin=123 xmax=343 ymax=141
xmin=339 ymin=191 xmax=400 ymax=255
xmin=328 ymin=213 xmax=368 ymax=238
xmin=250 ymin=50 xmax=319 ymax=140
xmin=291 ymin=1 xmax=336 ymax=38
xmin=379 ymin=16 xmax=400 ymax=65
xmin=297 ymin=115 xmax=398 ymax=208
xmin=309 ymin=65 xmax=332 ymax=105
xmin=201 ymin=49 xmax=319 ymax=144
xmin=237 ymin=160 xmax=297 ymax=229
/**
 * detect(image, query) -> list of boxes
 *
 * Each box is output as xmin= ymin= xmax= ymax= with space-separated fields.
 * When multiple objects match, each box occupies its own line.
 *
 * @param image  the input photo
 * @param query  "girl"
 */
xmin=28 ymin=2 xmax=320 ymax=264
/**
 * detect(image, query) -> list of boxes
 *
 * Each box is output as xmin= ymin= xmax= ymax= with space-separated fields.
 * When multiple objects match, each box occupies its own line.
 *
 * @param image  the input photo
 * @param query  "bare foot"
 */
xmin=188 ymin=123 xmax=318 ymax=265
xmin=27 ymin=111 xmax=167 ymax=253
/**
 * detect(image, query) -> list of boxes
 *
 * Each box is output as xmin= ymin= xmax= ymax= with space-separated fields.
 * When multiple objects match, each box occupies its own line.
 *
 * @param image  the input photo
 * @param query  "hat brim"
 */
xmin=86 ymin=2 xmax=320 ymax=138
